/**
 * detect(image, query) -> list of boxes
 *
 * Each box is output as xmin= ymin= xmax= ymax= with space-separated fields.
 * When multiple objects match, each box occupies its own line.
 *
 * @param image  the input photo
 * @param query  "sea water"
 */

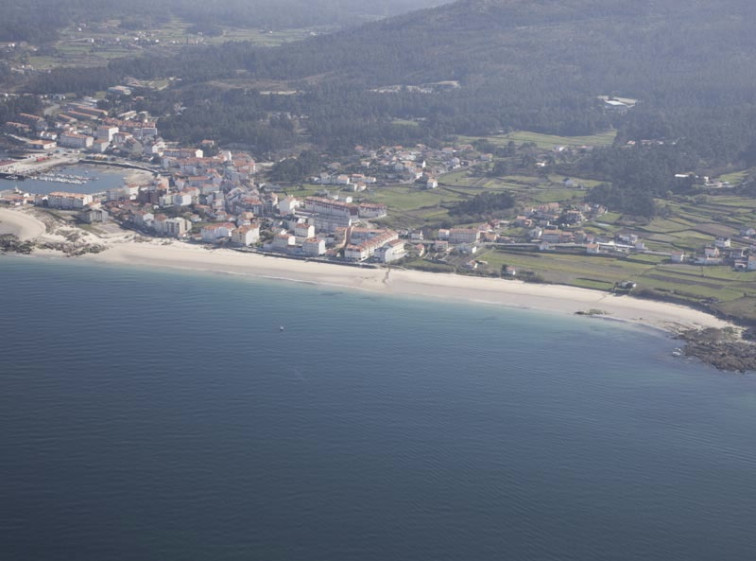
xmin=1 ymin=257 xmax=755 ymax=561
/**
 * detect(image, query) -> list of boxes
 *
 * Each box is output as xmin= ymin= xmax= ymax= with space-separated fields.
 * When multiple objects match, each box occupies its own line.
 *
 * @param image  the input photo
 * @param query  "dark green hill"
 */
xmin=21 ymin=0 xmax=756 ymax=165
xmin=236 ymin=0 xmax=753 ymax=88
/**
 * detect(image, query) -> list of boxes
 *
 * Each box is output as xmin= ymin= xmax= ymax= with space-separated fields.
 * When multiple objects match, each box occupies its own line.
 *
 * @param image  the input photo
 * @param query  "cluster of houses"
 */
xmin=351 ymin=144 xmax=496 ymax=188
xmin=103 ymin=156 xmax=395 ymax=259
xmin=5 ymin=93 xmax=756 ymax=274
xmin=677 ymin=236 xmax=756 ymax=270
xmin=310 ymin=147 xmax=447 ymax=191
xmin=3 ymin=97 xmax=165 ymax=158
xmin=3 ymin=115 xmax=404 ymax=261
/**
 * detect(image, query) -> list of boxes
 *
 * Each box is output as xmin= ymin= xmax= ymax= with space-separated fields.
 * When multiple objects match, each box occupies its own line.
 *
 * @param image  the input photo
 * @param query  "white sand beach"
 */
xmin=0 ymin=208 xmax=47 ymax=240
xmin=0 ymin=206 xmax=732 ymax=333
xmin=83 ymin=240 xmax=731 ymax=333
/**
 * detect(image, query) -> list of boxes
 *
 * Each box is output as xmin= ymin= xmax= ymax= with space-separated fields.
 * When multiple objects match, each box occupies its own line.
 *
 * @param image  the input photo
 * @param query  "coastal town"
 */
xmin=4 ymin=5 xmax=756 ymax=561
xmin=3 ymin=92 xmax=756 ymax=282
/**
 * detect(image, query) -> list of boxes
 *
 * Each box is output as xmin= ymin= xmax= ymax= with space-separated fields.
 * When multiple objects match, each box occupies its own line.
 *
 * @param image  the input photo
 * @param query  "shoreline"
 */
xmin=0 ymin=206 xmax=733 ymax=335
xmin=82 ymin=241 xmax=730 ymax=335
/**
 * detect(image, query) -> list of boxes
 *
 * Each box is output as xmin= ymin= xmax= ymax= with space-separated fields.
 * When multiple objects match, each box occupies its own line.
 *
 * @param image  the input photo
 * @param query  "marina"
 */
xmin=34 ymin=172 xmax=96 ymax=185
xmin=6 ymin=163 xmax=138 ymax=195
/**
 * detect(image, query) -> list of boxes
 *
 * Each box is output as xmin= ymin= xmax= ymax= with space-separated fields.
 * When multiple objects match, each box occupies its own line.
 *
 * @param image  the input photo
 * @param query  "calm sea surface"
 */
xmin=1 ymin=257 xmax=756 ymax=561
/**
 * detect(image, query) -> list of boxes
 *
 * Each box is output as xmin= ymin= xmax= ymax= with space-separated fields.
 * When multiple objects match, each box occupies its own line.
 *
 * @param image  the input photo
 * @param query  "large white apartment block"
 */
xmin=47 ymin=191 xmax=93 ymax=209
xmin=357 ymin=202 xmax=388 ymax=218
xmin=168 ymin=217 xmax=191 ymax=238
xmin=378 ymin=239 xmax=406 ymax=263
xmin=349 ymin=228 xmax=399 ymax=245
xmin=310 ymin=214 xmax=354 ymax=233
xmin=154 ymin=217 xmax=191 ymax=238
xmin=344 ymin=229 xmax=400 ymax=261
xmin=58 ymin=132 xmax=94 ymax=149
xmin=96 ymin=126 xmax=119 ymax=142
xmin=304 ymin=197 xmax=359 ymax=219
xmin=163 ymin=148 xmax=203 ymax=159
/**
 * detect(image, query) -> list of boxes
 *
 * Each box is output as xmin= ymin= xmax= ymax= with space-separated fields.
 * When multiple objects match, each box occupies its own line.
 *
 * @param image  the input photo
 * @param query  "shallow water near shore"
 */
xmin=2 ymin=257 xmax=756 ymax=561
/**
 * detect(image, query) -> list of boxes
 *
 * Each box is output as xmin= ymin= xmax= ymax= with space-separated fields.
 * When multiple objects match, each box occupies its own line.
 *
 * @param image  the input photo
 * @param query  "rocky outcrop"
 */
xmin=678 ymin=328 xmax=756 ymax=373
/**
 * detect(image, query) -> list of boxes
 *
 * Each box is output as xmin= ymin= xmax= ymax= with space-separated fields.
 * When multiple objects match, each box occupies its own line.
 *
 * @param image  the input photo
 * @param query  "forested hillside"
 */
xmin=59 ymin=0 xmax=751 ymax=164
xmin=10 ymin=0 xmax=756 ymax=185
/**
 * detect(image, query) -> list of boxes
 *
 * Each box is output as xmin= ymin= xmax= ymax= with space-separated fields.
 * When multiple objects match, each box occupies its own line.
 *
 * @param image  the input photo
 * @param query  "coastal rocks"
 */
xmin=0 ymin=234 xmax=34 ymax=254
xmin=678 ymin=327 xmax=756 ymax=373
xmin=575 ymin=309 xmax=608 ymax=316
xmin=36 ymin=239 xmax=107 ymax=257
xmin=0 ymin=233 xmax=106 ymax=257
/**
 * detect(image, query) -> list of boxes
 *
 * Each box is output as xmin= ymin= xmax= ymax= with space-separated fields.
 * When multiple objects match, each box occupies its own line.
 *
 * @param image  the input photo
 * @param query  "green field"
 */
xmin=718 ymin=170 xmax=749 ymax=186
xmin=384 ymin=164 xmax=756 ymax=321
xmin=21 ymin=18 xmax=317 ymax=70
xmin=458 ymin=130 xmax=617 ymax=149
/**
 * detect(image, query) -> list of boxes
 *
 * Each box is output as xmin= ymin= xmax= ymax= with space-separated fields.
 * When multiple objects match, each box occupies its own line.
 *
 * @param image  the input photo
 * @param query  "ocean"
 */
xmin=1 ymin=257 xmax=755 ymax=561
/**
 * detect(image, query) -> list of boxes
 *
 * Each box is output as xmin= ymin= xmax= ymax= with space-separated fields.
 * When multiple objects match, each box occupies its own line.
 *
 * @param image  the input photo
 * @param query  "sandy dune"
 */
xmin=0 ymin=208 xmax=46 ymax=240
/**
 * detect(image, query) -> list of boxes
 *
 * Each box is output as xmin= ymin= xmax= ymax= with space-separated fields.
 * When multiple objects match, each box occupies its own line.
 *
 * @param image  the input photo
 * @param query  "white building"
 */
xmin=358 ymin=202 xmax=388 ymax=219
xmin=173 ymin=193 xmax=193 ymax=207
xmin=231 ymin=224 xmax=260 ymax=246
xmin=344 ymin=229 xmax=399 ymax=261
xmin=47 ymin=191 xmax=93 ymax=209
xmin=311 ymin=214 xmax=354 ymax=233
xmin=132 ymin=210 xmax=154 ymax=228
xmin=344 ymin=244 xmax=369 ymax=261
xmin=304 ymin=197 xmax=358 ymax=219
xmin=302 ymin=237 xmax=326 ymax=256
xmin=448 ymin=229 xmax=481 ymax=244
xmin=272 ymin=233 xmax=296 ymax=251
xmin=278 ymin=196 xmax=300 ymax=215
xmin=58 ymin=132 xmax=94 ymax=149
xmin=201 ymin=223 xmax=234 ymax=243
xmin=165 ymin=217 xmax=191 ymax=238
xmin=96 ymin=126 xmax=119 ymax=142
xmin=294 ymin=223 xmax=315 ymax=241
xmin=107 ymin=185 xmax=139 ymax=201
xmin=154 ymin=216 xmax=191 ymax=238
xmin=378 ymin=239 xmax=406 ymax=263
